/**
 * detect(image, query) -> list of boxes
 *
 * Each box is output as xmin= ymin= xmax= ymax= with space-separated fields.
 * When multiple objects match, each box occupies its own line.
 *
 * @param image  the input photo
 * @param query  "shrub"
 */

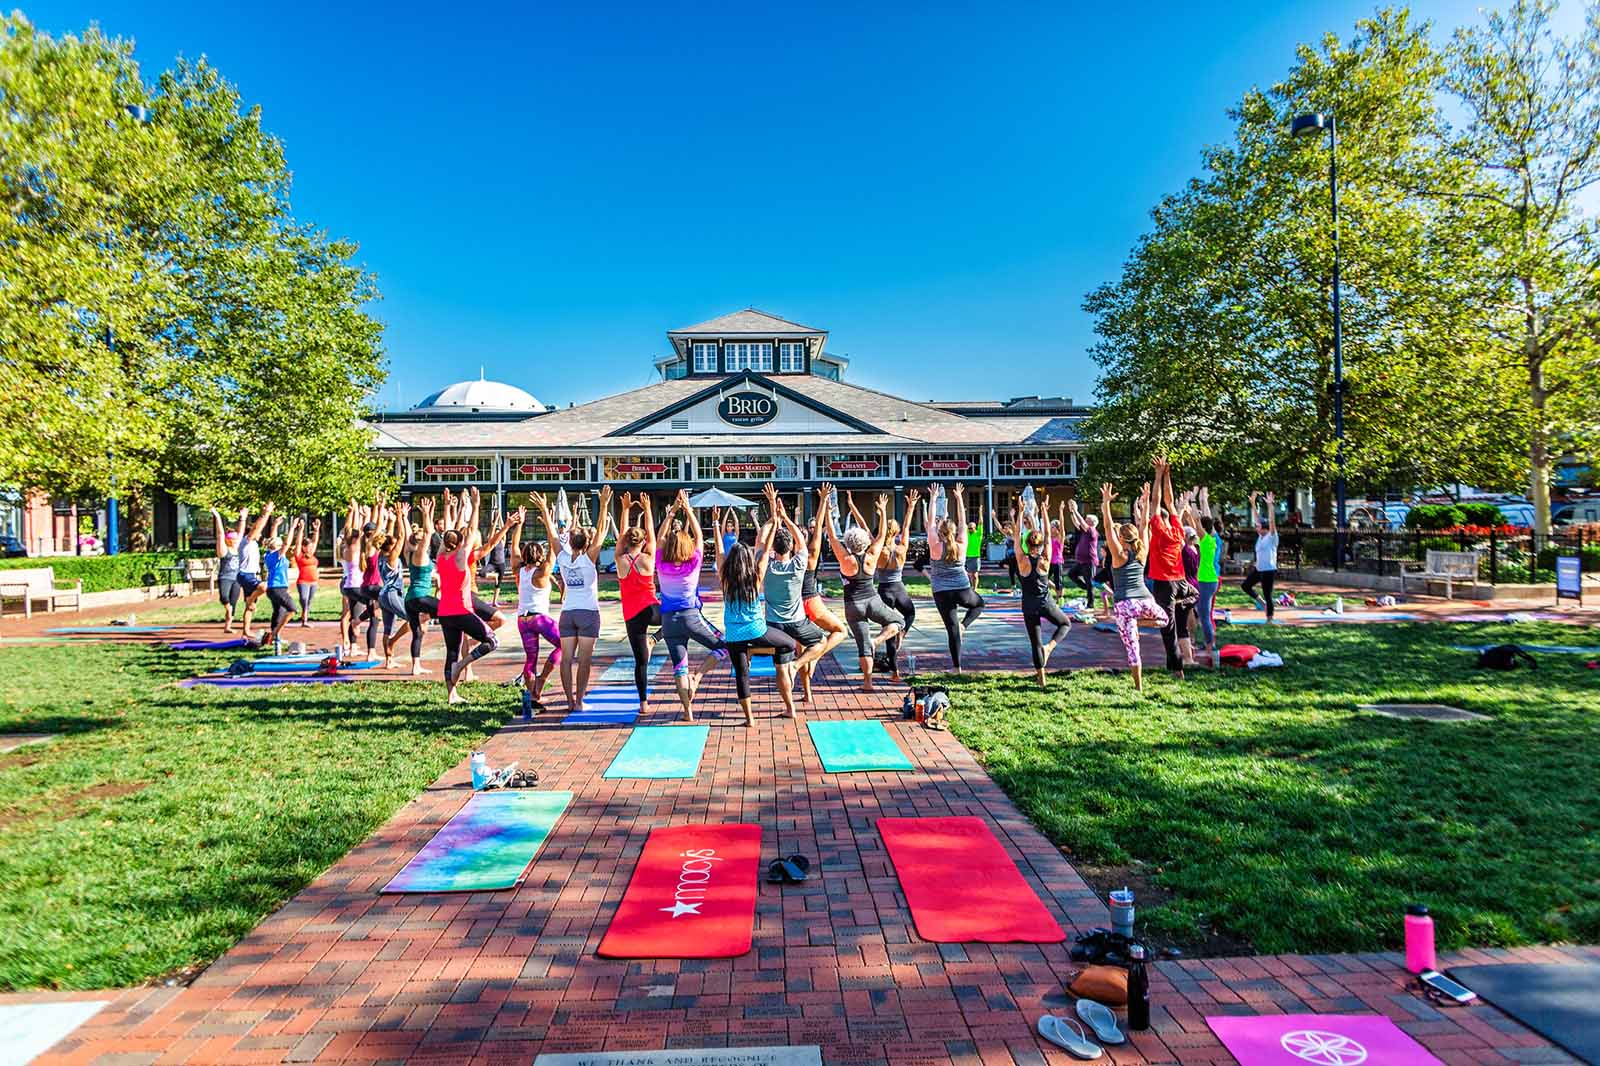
xmin=0 ymin=551 xmax=207 ymax=594
xmin=1457 ymin=502 xmax=1505 ymax=526
xmin=1406 ymin=504 xmax=1465 ymax=530
xmin=1536 ymin=544 xmax=1600 ymax=573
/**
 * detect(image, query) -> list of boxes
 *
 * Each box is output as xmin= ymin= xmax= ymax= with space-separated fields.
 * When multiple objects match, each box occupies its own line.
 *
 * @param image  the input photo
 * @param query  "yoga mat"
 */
xmin=600 ymin=655 xmax=665 ymax=685
xmin=243 ymin=659 xmax=381 ymax=673
xmin=597 ymin=823 xmax=761 ymax=958
xmin=877 ymin=816 xmax=1064 ymax=943
xmin=168 ymin=638 xmax=250 ymax=651
xmin=0 ymin=1000 xmax=109 ymax=1066
xmin=47 ymin=625 xmax=171 ymax=634
xmin=807 ymin=720 xmax=913 ymax=773
xmin=1454 ymin=643 xmax=1600 ymax=655
xmin=1448 ymin=963 xmax=1600 ymax=1065
xmin=564 ymin=708 xmax=640 ymax=725
xmin=179 ymin=675 xmax=352 ymax=688
xmin=1207 ymin=1014 xmax=1444 ymax=1066
xmin=382 ymin=789 xmax=572 ymax=893
xmin=604 ymin=726 xmax=709 ymax=779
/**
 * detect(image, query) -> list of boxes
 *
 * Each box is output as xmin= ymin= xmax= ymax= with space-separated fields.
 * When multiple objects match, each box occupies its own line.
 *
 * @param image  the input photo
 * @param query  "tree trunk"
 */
xmin=1312 ymin=484 xmax=1334 ymax=528
xmin=1524 ymin=281 xmax=1552 ymax=535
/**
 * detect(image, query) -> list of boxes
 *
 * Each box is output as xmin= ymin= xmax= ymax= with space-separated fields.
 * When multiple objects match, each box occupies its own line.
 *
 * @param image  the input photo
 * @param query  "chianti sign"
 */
xmin=717 ymin=391 xmax=779 ymax=428
xmin=422 ymin=464 xmax=477 ymax=475
xmin=828 ymin=460 xmax=881 ymax=472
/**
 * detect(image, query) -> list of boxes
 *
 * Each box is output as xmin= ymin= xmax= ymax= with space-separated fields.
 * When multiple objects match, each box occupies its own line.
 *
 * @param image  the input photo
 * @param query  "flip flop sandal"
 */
xmin=766 ymin=860 xmax=790 ymax=884
xmin=1037 ymin=1015 xmax=1102 ymax=1060
xmin=783 ymin=854 xmax=811 ymax=882
xmin=1074 ymin=999 xmax=1125 ymax=1046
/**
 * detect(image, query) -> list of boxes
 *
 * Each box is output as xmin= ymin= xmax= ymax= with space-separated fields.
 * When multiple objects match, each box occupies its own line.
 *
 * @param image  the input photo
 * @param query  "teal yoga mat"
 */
xmin=603 ymin=725 xmax=710 ymax=779
xmin=807 ymin=719 xmax=914 ymax=773
xmin=382 ymin=790 xmax=572 ymax=893
xmin=1454 ymin=643 xmax=1600 ymax=655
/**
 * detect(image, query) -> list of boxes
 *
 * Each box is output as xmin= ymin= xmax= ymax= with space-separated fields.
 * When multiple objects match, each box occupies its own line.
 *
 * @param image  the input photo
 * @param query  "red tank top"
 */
xmin=618 ymin=552 xmax=658 ymax=619
xmin=362 ymin=549 xmax=381 ymax=588
xmin=436 ymin=552 xmax=470 ymax=616
xmin=295 ymin=549 xmax=318 ymax=584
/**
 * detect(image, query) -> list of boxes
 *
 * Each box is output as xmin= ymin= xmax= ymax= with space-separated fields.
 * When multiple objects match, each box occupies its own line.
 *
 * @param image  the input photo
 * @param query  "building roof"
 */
xmin=414 ymin=377 xmax=544 ymax=413
xmin=367 ymin=372 xmax=1082 ymax=453
xmin=668 ymin=308 xmax=824 ymax=336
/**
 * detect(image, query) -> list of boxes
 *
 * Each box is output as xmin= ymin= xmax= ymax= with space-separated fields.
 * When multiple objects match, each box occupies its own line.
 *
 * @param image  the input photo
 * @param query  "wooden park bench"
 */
xmin=1400 ymin=549 xmax=1480 ymax=600
xmin=0 ymin=567 xmax=84 ymax=618
xmin=183 ymin=557 xmax=218 ymax=593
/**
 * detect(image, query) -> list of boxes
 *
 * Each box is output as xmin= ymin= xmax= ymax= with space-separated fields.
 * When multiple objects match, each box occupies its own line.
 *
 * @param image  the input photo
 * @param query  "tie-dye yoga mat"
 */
xmin=382 ymin=790 xmax=573 ymax=893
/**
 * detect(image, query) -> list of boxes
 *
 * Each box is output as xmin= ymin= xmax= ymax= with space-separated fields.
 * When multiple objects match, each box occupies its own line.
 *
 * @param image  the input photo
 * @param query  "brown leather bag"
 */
xmin=1068 ymin=964 xmax=1128 ymax=1007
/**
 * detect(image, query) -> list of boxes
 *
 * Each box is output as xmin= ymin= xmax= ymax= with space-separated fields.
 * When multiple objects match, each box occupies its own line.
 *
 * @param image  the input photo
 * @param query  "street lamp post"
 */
xmin=1291 ymin=111 xmax=1346 ymax=565
xmin=105 ymin=103 xmax=153 ymax=557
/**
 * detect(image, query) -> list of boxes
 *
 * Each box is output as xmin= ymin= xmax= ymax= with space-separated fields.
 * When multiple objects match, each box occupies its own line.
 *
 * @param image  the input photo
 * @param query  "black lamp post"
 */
xmin=1291 ymin=111 xmax=1346 ymax=561
xmin=105 ymin=103 xmax=154 ymax=557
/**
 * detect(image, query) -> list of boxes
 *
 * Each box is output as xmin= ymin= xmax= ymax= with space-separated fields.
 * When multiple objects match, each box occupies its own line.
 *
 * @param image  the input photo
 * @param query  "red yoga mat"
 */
xmin=597 ymin=824 xmax=762 ymax=959
xmin=878 ymin=816 xmax=1065 ymax=943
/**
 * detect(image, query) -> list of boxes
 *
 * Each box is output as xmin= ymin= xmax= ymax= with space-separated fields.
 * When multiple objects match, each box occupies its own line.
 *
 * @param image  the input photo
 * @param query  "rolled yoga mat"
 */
xmin=807 ymin=719 xmax=913 ymax=773
xmin=597 ymin=823 xmax=761 ymax=958
xmin=1207 ymin=1014 xmax=1444 ymax=1066
xmin=382 ymin=790 xmax=573 ymax=893
xmin=179 ymin=675 xmax=352 ymax=688
xmin=168 ymin=638 xmax=251 ymax=651
xmin=1446 ymin=963 xmax=1600 ymax=1065
xmin=604 ymin=725 xmax=710 ymax=779
xmin=877 ymin=816 xmax=1064 ymax=943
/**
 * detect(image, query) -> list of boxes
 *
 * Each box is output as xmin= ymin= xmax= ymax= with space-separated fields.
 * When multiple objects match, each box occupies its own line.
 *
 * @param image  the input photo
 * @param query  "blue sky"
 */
xmin=21 ymin=0 xmax=1579 ymax=409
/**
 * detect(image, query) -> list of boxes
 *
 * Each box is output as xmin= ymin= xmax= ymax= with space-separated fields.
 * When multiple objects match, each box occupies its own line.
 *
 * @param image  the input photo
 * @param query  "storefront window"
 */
xmin=692 ymin=343 xmax=718 ymax=373
xmin=410 ymin=456 xmax=494 ymax=483
xmin=602 ymin=456 xmax=682 ymax=481
xmin=906 ymin=452 xmax=985 ymax=478
xmin=817 ymin=453 xmax=888 ymax=479
xmin=995 ymin=451 xmax=1076 ymax=477
xmin=778 ymin=342 xmax=805 ymax=372
xmin=694 ymin=455 xmax=800 ymax=480
xmin=505 ymin=456 xmax=587 ymax=483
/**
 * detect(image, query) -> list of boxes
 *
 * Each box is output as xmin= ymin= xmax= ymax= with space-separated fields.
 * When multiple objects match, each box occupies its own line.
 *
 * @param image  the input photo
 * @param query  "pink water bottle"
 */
xmin=1404 ymin=904 xmax=1435 ymax=974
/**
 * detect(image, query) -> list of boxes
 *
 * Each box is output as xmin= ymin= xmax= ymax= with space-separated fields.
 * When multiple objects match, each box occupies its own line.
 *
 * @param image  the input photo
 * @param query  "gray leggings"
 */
xmin=1196 ymin=580 xmax=1219 ymax=647
xmin=661 ymin=608 xmax=724 ymax=673
xmin=296 ymin=583 xmax=315 ymax=617
xmin=844 ymin=592 xmax=903 ymax=658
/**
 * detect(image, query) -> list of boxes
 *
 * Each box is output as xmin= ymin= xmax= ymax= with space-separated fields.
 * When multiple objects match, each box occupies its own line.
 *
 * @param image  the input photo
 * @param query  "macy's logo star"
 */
xmin=660 ymin=901 xmax=702 ymax=918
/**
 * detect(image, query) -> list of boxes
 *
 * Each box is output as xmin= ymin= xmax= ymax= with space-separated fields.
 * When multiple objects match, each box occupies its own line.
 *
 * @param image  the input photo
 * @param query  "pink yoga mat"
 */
xmin=1207 ymin=1013 xmax=1444 ymax=1065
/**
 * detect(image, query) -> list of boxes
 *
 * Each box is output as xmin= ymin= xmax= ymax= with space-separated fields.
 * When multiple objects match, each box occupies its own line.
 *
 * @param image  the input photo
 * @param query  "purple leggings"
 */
xmin=518 ymin=613 xmax=562 ymax=682
xmin=1112 ymin=598 xmax=1168 ymax=668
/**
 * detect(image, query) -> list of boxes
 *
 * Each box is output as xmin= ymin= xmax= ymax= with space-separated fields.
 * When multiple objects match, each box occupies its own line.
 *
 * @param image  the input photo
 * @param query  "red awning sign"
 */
xmin=718 ymin=462 xmax=776 ymax=475
xmin=422 ymin=464 xmax=478 ymax=476
xmin=518 ymin=463 xmax=572 ymax=475
xmin=918 ymin=460 xmax=972 ymax=472
xmin=1010 ymin=459 xmax=1064 ymax=471
xmin=828 ymin=460 xmax=882 ymax=472
xmin=615 ymin=462 xmax=668 ymax=475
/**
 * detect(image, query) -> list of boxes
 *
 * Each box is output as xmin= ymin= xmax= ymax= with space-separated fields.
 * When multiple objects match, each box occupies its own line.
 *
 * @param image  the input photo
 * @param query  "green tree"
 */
xmin=1441 ymin=0 xmax=1600 ymax=533
xmin=0 ymin=16 xmax=392 ymax=523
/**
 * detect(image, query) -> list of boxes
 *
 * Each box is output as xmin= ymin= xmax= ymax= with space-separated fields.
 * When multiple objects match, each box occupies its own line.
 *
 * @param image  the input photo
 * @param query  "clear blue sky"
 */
xmin=20 ymin=0 xmax=1574 ymax=409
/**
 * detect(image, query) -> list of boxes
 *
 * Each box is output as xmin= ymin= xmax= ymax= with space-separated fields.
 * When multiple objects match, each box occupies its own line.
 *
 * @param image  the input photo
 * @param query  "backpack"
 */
xmin=1475 ymin=644 xmax=1536 ymax=670
xmin=224 ymin=659 xmax=254 ymax=677
xmin=873 ymin=647 xmax=895 ymax=673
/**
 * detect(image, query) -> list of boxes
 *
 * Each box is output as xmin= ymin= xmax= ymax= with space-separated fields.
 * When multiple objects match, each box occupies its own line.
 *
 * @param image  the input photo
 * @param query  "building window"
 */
xmin=663 ymin=359 xmax=688 ymax=380
xmin=995 ymin=451 xmax=1075 ymax=478
xmin=602 ymin=456 xmax=682 ymax=481
xmin=812 ymin=360 xmax=841 ymax=382
xmin=692 ymin=343 xmax=718 ymax=373
xmin=410 ymin=456 xmax=493 ymax=483
xmin=816 ymin=453 xmax=887 ymax=479
xmin=906 ymin=452 xmax=985 ymax=478
xmin=695 ymin=455 xmax=800 ymax=480
xmin=778 ymin=342 xmax=805 ymax=372
xmin=725 ymin=342 xmax=773 ymax=372
xmin=505 ymin=456 xmax=585 ymax=483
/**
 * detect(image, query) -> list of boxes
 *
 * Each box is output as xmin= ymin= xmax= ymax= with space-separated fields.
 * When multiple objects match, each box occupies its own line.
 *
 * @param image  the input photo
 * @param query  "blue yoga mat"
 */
xmin=577 ymin=686 xmax=640 ymax=705
xmin=180 ymin=675 xmax=353 ymax=688
xmin=807 ymin=719 xmax=914 ymax=773
xmin=49 ymin=625 xmax=171 ymax=634
xmin=603 ymin=725 xmax=710 ymax=778
xmin=600 ymin=655 xmax=665 ymax=685
xmin=1454 ymin=643 xmax=1600 ymax=655
xmin=169 ymin=638 xmax=251 ymax=651
xmin=243 ymin=659 xmax=381 ymax=673
xmin=564 ymin=708 xmax=640 ymax=725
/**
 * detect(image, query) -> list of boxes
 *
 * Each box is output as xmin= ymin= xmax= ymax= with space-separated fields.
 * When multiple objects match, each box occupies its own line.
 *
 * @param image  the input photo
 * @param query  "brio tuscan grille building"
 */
xmin=368 ymin=310 xmax=1089 ymax=528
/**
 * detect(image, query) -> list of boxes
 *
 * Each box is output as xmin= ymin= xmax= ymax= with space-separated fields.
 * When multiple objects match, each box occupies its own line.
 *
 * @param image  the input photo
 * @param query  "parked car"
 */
xmin=0 ymin=535 xmax=25 ymax=558
xmin=1554 ymin=498 xmax=1600 ymax=526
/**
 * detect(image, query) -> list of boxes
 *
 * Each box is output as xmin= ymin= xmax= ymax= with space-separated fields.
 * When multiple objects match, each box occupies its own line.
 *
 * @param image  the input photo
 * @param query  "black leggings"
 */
xmin=405 ymin=596 xmax=438 ymax=659
xmin=1048 ymin=562 xmax=1063 ymax=597
xmin=726 ymin=627 xmax=800 ymax=700
xmin=625 ymin=603 xmax=662 ymax=701
xmin=1024 ymin=598 xmax=1072 ymax=671
xmin=265 ymin=586 xmax=295 ymax=632
xmin=1066 ymin=561 xmax=1095 ymax=596
xmin=1151 ymin=578 xmax=1192 ymax=671
xmin=342 ymin=587 xmax=377 ymax=650
xmin=1005 ymin=552 xmax=1019 ymax=587
xmin=1241 ymin=569 xmax=1277 ymax=620
xmin=932 ymin=586 xmax=985 ymax=669
xmin=844 ymin=593 xmax=903 ymax=658
xmin=876 ymin=580 xmax=916 ymax=672
xmin=439 ymin=611 xmax=498 ymax=682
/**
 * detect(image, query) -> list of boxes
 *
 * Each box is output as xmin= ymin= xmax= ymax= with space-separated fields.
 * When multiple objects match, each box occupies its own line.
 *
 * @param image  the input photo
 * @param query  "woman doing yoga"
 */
xmin=1102 ymin=481 xmax=1168 ymax=692
xmin=210 ymin=508 xmax=244 ymax=632
xmin=293 ymin=519 xmax=320 ymax=627
xmin=827 ymin=491 xmax=903 ymax=693
xmin=437 ymin=487 xmax=503 ymax=704
xmin=510 ymin=500 xmax=560 ymax=713
xmin=259 ymin=515 xmax=304 ymax=648
xmin=1017 ymin=493 xmax=1073 ymax=688
xmin=383 ymin=494 xmax=438 ymax=675
xmin=656 ymin=489 xmax=726 ymax=722
xmin=616 ymin=492 xmax=662 ymax=713
xmin=852 ymin=491 xmax=917 ymax=682
xmin=796 ymin=487 xmax=847 ymax=702
xmin=554 ymin=485 xmax=611 ymax=712
xmin=717 ymin=508 xmax=800 ymax=725
xmin=923 ymin=482 xmax=985 ymax=673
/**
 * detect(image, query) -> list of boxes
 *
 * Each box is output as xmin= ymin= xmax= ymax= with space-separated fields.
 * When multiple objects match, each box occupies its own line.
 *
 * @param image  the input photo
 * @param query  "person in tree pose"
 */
xmin=827 ymin=491 xmax=904 ymax=693
xmin=382 ymin=494 xmax=439 ymax=676
xmin=554 ymin=486 xmax=612 ymax=712
xmin=923 ymin=482 xmax=986 ymax=674
xmin=991 ymin=500 xmax=1020 ymax=592
xmin=209 ymin=508 xmax=244 ymax=632
xmin=849 ymin=490 xmax=917 ymax=682
xmin=1240 ymin=491 xmax=1280 ymax=622
xmin=797 ymin=487 xmax=848 ymax=701
xmin=655 ymin=489 xmax=726 ymax=722
xmin=1195 ymin=488 xmax=1223 ymax=665
xmin=259 ymin=514 xmax=305 ymax=648
xmin=293 ymin=518 xmax=321 ymax=627
xmin=1145 ymin=457 xmax=1195 ymax=677
xmin=1065 ymin=496 xmax=1100 ymax=599
xmin=716 ymin=502 xmax=801 ymax=726
xmin=1017 ymin=494 xmax=1074 ymax=688
xmin=616 ymin=492 xmax=663 ymax=714
xmin=759 ymin=483 xmax=842 ymax=713
xmin=235 ymin=503 xmax=273 ymax=642
xmin=1102 ymin=481 xmax=1167 ymax=692
xmin=436 ymin=487 xmax=505 ymax=704
xmin=506 ymin=499 xmax=560 ymax=714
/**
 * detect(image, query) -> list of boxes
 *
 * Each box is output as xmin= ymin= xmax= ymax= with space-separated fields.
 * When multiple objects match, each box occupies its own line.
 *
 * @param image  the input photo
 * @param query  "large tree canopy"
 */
xmin=0 ymin=16 xmax=392 ymax=513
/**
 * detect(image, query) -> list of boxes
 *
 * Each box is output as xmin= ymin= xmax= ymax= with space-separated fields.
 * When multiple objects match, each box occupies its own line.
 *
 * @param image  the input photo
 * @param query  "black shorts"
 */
xmin=774 ymin=618 xmax=825 ymax=650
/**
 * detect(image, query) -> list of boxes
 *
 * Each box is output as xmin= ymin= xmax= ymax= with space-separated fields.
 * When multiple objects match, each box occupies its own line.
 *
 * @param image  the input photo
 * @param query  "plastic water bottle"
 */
xmin=1021 ymin=485 xmax=1038 ymax=526
xmin=521 ymin=689 xmax=534 ymax=721
xmin=1127 ymin=944 xmax=1151 ymax=1031
xmin=273 ymin=637 xmax=282 ymax=656
xmin=469 ymin=751 xmax=490 ymax=790
xmin=827 ymin=486 xmax=842 ymax=536
xmin=1109 ymin=887 xmax=1135 ymax=937
xmin=931 ymin=483 xmax=948 ymax=521
xmin=1404 ymin=904 xmax=1436 ymax=974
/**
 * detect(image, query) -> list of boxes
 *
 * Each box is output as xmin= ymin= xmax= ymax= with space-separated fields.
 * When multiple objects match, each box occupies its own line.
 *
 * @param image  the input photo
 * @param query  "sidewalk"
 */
xmin=13 ymin=655 xmax=1592 ymax=1066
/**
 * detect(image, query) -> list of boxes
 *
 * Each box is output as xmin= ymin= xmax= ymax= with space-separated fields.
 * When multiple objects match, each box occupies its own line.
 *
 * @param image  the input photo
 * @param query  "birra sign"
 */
xmin=717 ymin=391 xmax=778 ymax=428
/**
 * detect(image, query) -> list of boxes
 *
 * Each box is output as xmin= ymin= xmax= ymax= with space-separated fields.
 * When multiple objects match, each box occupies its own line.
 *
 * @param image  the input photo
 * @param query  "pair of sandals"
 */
xmin=1036 ymin=1000 xmax=1125 ymax=1060
xmin=765 ymin=854 xmax=811 ymax=884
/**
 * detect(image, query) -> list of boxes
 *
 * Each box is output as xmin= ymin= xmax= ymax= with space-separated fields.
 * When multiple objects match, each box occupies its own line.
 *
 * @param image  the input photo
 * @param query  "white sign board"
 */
xmin=536 ymin=1049 xmax=822 ymax=1066
xmin=1555 ymin=554 xmax=1582 ymax=601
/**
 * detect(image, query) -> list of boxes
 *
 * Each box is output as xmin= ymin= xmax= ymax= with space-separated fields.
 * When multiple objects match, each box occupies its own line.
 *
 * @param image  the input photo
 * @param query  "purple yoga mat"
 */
xmin=179 ymin=675 xmax=352 ymax=688
xmin=168 ymin=639 xmax=251 ymax=651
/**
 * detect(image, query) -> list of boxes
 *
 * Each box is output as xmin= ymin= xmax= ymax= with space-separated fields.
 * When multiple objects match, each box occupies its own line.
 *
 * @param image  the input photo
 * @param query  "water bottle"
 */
xmin=1109 ymin=886 xmax=1135 ymax=937
xmin=931 ymin=483 xmax=948 ymax=521
xmin=1021 ymin=485 xmax=1038 ymax=527
xmin=334 ymin=642 xmax=344 ymax=664
xmin=1127 ymin=944 xmax=1151 ymax=1031
xmin=1404 ymin=904 xmax=1436 ymax=974
xmin=469 ymin=751 xmax=490 ymax=790
xmin=907 ymin=655 xmax=917 ymax=675
xmin=273 ymin=637 xmax=282 ymax=656
xmin=521 ymin=689 xmax=534 ymax=721
xmin=827 ymin=486 xmax=842 ymax=536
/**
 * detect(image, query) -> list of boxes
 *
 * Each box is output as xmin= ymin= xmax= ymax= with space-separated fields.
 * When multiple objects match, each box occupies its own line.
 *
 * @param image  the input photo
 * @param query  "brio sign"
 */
xmin=717 ymin=391 xmax=778 ymax=428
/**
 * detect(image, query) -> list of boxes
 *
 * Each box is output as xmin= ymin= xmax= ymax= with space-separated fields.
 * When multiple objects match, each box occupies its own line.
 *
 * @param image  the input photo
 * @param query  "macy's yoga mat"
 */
xmin=179 ymin=675 xmax=352 ymax=688
xmin=807 ymin=720 xmax=913 ymax=773
xmin=597 ymin=823 xmax=761 ymax=958
xmin=604 ymin=726 xmax=709 ymax=779
xmin=1207 ymin=1013 xmax=1444 ymax=1066
xmin=1447 ymin=963 xmax=1600 ymax=1065
xmin=877 ymin=816 xmax=1063 ymax=943
xmin=168 ymin=638 xmax=250 ymax=651
xmin=382 ymin=789 xmax=572 ymax=893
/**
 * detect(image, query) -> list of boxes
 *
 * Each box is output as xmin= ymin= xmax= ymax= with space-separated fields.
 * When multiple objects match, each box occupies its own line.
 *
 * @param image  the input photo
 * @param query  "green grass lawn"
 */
xmin=932 ymin=621 xmax=1600 ymax=956
xmin=0 ymin=639 xmax=503 ymax=991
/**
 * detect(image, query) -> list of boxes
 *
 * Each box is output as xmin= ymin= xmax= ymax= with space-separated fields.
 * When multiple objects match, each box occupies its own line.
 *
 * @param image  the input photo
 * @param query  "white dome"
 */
xmin=415 ymin=377 xmax=542 ymax=413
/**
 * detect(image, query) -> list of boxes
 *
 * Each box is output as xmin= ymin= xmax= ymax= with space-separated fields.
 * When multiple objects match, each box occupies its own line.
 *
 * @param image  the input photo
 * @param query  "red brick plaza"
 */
xmin=12 ymin=633 xmax=1595 ymax=1066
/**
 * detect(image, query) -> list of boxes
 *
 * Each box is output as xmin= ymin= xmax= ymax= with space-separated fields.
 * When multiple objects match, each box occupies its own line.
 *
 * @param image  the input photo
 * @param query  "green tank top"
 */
xmin=1198 ymin=534 xmax=1220 ymax=583
xmin=406 ymin=559 xmax=435 ymax=600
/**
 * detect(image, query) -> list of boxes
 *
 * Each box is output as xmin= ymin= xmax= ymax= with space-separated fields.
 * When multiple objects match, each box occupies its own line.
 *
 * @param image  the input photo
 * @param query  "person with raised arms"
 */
xmin=437 ymin=487 xmax=504 ymax=704
xmin=234 ymin=503 xmax=273 ymax=643
xmin=717 ymin=497 xmax=800 ymax=725
xmin=827 ymin=491 xmax=903 ymax=693
xmin=553 ymin=488 xmax=610 ymax=711
xmin=383 ymin=494 xmax=438 ymax=676
xmin=1102 ymin=481 xmax=1168 ymax=693
xmin=209 ymin=507 xmax=244 ymax=632
xmin=655 ymin=489 xmax=726 ymax=722
xmin=1065 ymin=496 xmax=1100 ymax=600
xmin=759 ymin=483 xmax=841 ymax=711
xmin=922 ymin=483 xmax=986 ymax=673
xmin=1017 ymin=493 xmax=1074 ymax=688
xmin=1240 ymin=490 xmax=1280 ymax=622
xmin=293 ymin=518 xmax=321 ymax=628
xmin=1195 ymin=487 xmax=1223 ymax=665
xmin=259 ymin=514 xmax=304 ymax=649
xmin=508 ymin=500 xmax=560 ymax=714
xmin=797 ymin=486 xmax=847 ymax=702
xmin=373 ymin=502 xmax=413 ymax=667
xmin=616 ymin=492 xmax=663 ymax=714
xmin=1146 ymin=456 xmax=1195 ymax=678
xmin=865 ymin=490 xmax=918 ymax=682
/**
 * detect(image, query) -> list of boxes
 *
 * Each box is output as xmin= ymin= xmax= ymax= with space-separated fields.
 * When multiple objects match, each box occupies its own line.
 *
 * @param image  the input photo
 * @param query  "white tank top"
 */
xmin=518 ymin=566 xmax=551 ymax=616
xmin=556 ymin=550 xmax=600 ymax=612
xmin=341 ymin=558 xmax=359 ymax=588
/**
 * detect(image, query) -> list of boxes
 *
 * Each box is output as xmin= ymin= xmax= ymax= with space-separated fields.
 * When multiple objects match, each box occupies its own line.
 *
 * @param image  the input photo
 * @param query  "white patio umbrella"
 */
xmin=687 ymin=487 xmax=759 ymax=509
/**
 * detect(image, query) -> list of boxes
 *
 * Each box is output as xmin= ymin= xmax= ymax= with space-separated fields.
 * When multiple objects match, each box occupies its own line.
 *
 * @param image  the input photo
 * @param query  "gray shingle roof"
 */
xmin=668 ymin=309 xmax=824 ymax=336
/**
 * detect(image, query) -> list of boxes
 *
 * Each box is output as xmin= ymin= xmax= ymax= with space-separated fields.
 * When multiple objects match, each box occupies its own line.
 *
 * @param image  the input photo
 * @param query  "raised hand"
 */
xmin=875 ymin=493 xmax=889 ymax=515
xmin=952 ymin=482 xmax=965 ymax=498
xmin=620 ymin=491 xmax=634 ymax=513
xmin=906 ymin=488 xmax=921 ymax=509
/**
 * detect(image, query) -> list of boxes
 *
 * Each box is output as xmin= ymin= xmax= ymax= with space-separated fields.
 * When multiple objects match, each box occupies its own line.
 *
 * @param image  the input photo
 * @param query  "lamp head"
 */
xmin=1292 ymin=112 xmax=1331 ymax=137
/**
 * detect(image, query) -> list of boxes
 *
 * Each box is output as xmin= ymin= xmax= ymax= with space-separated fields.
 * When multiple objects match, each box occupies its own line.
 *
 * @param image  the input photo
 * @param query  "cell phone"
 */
xmin=1419 ymin=969 xmax=1478 ymax=1004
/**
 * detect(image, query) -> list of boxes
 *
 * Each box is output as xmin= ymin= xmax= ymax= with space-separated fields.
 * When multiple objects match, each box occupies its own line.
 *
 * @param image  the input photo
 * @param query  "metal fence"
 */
xmin=1223 ymin=527 xmax=1597 ymax=584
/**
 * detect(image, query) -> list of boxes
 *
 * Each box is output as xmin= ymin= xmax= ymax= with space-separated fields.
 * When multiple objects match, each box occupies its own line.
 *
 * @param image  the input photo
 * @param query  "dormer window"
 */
xmin=692 ymin=343 xmax=718 ymax=373
xmin=778 ymin=341 xmax=805 ymax=372
xmin=726 ymin=342 xmax=773 ymax=372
